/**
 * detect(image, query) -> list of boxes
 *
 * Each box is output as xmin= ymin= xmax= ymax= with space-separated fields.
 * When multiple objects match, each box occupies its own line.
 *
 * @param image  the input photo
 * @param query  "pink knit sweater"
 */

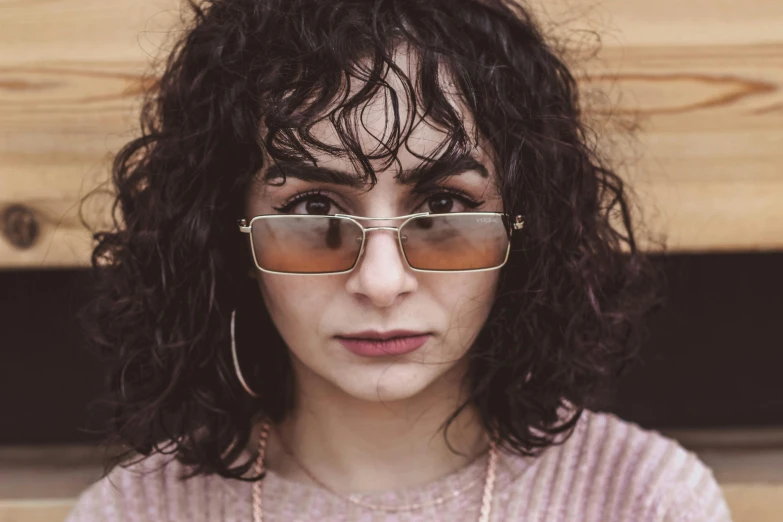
xmin=64 ymin=410 xmax=733 ymax=521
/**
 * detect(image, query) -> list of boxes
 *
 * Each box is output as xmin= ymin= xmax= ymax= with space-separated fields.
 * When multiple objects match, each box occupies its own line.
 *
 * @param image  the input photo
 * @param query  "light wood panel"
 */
xmin=724 ymin=485 xmax=783 ymax=522
xmin=582 ymin=42 xmax=783 ymax=252
xmin=1 ymin=0 xmax=781 ymax=268
xmin=0 ymin=501 xmax=72 ymax=522
xmin=532 ymin=0 xmax=783 ymax=47
xmin=0 ymin=0 xmax=178 ymax=269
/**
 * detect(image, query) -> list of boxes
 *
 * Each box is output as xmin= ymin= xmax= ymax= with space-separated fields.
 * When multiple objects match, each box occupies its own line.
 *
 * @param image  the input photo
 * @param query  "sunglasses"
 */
xmin=238 ymin=211 xmax=525 ymax=275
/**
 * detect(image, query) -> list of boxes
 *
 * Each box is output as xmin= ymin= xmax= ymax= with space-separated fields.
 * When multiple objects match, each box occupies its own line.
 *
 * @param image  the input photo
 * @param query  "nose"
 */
xmin=344 ymin=227 xmax=418 ymax=308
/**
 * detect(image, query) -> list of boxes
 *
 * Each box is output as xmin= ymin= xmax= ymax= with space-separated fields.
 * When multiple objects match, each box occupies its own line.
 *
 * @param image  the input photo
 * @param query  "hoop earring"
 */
xmin=231 ymin=308 xmax=260 ymax=398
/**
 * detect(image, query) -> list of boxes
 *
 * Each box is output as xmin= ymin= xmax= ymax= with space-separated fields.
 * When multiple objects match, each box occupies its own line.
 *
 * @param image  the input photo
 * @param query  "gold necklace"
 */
xmin=276 ymin=428 xmax=492 ymax=511
xmin=251 ymin=421 xmax=498 ymax=521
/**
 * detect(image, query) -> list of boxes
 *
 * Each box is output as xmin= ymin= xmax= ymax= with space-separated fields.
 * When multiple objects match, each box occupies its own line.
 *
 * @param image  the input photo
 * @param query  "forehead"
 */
xmin=261 ymin=45 xmax=487 ymax=180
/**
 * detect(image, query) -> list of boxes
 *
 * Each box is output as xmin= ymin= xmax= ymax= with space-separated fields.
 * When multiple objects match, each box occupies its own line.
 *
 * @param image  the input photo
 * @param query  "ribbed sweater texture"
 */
xmin=64 ymin=410 xmax=733 ymax=521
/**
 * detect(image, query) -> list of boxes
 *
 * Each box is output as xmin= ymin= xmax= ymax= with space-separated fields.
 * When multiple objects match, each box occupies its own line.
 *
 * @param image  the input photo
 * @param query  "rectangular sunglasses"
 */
xmin=238 ymin=211 xmax=525 ymax=275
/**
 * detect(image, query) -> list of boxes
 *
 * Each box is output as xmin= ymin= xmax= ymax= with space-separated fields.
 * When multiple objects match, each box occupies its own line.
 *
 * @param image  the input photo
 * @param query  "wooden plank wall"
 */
xmin=532 ymin=0 xmax=783 ymax=253
xmin=1 ymin=0 xmax=782 ymax=269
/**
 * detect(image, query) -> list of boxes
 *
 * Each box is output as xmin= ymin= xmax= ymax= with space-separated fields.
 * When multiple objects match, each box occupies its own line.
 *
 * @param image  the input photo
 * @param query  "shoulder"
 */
xmin=63 ymin=451 xmax=247 ymax=522
xmin=499 ymin=410 xmax=733 ymax=522
xmin=578 ymin=410 xmax=732 ymax=521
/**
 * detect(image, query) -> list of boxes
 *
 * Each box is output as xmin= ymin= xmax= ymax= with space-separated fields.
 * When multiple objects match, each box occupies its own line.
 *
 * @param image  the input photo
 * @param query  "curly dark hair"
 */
xmin=78 ymin=0 xmax=663 ymax=481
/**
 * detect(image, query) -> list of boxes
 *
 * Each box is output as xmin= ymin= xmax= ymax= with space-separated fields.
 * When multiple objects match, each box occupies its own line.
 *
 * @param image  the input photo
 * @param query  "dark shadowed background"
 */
xmin=2 ymin=252 xmax=781 ymax=445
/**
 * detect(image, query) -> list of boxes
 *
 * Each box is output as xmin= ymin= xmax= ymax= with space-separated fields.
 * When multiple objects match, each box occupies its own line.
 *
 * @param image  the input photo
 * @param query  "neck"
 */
xmin=258 ymin=359 xmax=490 ymax=494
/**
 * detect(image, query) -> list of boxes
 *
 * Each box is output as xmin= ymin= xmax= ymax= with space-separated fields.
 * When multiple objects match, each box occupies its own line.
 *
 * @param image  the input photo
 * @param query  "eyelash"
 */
xmin=272 ymin=188 xmax=484 ymax=214
xmin=272 ymin=190 xmax=334 ymax=213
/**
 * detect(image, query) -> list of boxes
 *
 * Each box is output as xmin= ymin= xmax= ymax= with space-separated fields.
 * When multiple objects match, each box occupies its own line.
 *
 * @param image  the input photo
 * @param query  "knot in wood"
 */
xmin=2 ymin=204 xmax=39 ymax=249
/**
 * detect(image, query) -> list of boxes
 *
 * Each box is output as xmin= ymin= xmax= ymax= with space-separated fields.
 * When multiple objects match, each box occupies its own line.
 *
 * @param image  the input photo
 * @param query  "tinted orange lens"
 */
xmin=250 ymin=216 xmax=362 ymax=273
xmin=401 ymin=214 xmax=509 ymax=270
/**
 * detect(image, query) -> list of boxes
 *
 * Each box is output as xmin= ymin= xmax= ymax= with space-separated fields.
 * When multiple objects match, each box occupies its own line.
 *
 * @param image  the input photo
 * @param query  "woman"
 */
xmin=67 ymin=0 xmax=732 ymax=520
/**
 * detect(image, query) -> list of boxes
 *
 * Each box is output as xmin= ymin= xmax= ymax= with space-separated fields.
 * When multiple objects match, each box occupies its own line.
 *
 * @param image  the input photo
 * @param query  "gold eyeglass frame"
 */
xmin=237 ymin=211 xmax=525 ymax=275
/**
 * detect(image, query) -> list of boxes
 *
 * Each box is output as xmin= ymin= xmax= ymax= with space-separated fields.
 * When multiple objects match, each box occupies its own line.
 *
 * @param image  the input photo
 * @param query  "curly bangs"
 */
xmin=78 ymin=0 xmax=662 ymax=480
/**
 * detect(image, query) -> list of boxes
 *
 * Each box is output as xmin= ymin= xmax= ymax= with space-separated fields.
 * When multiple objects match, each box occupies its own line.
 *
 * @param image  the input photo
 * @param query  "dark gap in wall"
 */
xmin=607 ymin=251 xmax=783 ymax=428
xmin=0 ymin=269 xmax=105 ymax=444
xmin=1 ymin=252 xmax=781 ymax=444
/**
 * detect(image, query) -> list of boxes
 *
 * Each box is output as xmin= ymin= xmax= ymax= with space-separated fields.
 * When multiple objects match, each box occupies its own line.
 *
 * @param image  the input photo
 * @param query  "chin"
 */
xmin=327 ymin=362 xmax=454 ymax=403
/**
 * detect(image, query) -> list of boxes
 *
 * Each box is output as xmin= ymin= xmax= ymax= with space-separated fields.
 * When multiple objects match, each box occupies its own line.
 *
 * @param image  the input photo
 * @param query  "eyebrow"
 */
xmin=262 ymin=153 xmax=489 ymax=193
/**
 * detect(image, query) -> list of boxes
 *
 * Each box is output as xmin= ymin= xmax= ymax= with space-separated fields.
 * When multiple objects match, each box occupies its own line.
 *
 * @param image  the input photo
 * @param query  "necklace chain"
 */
xmin=276 ymin=428 xmax=490 ymax=512
xmin=251 ymin=420 xmax=497 ymax=521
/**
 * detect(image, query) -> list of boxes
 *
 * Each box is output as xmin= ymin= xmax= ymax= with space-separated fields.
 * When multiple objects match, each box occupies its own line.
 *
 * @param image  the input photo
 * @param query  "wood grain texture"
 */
xmin=0 ymin=501 xmax=72 ymax=522
xmin=1 ymin=0 xmax=781 ymax=268
xmin=0 ymin=0 xmax=176 ymax=269
xmin=723 ymin=485 xmax=783 ymax=522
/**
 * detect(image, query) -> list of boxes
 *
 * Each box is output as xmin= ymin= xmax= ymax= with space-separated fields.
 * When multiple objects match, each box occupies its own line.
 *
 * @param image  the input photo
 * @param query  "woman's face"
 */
xmin=244 ymin=59 xmax=503 ymax=403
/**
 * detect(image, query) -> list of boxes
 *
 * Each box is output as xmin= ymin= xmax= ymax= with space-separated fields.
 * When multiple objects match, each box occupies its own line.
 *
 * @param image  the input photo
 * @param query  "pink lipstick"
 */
xmin=335 ymin=330 xmax=431 ymax=357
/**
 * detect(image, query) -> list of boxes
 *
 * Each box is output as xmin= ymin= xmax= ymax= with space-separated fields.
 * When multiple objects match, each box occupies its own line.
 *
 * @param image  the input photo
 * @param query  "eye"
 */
xmin=427 ymin=194 xmax=454 ymax=213
xmin=273 ymin=190 xmax=343 ymax=215
xmin=419 ymin=189 xmax=483 ymax=214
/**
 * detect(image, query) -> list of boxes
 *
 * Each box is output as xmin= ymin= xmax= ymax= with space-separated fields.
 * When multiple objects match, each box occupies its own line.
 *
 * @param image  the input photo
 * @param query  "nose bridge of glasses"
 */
xmin=360 ymin=224 xmax=409 ymax=246
xmin=339 ymin=212 xmax=426 ymax=243
xmin=362 ymin=224 xmax=400 ymax=232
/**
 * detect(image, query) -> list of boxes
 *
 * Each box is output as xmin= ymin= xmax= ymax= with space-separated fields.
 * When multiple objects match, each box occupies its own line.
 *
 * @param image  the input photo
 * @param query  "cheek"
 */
xmin=430 ymin=271 xmax=499 ymax=326
xmin=256 ymin=275 xmax=330 ymax=334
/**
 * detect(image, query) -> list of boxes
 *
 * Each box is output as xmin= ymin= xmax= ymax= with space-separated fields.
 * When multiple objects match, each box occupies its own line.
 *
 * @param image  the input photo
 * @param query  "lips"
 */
xmin=335 ymin=330 xmax=432 ymax=357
